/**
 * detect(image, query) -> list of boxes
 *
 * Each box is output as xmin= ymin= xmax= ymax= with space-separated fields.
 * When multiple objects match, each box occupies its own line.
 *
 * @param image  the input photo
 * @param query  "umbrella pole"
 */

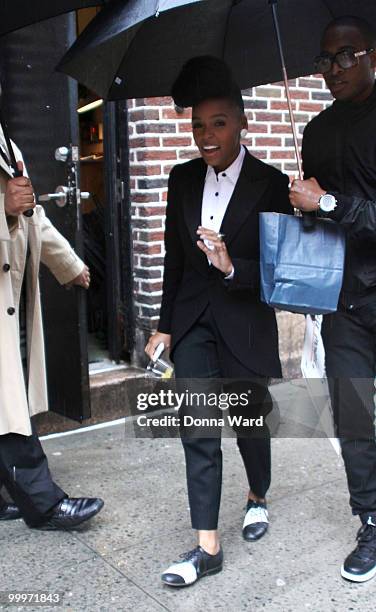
xmin=269 ymin=0 xmax=303 ymax=180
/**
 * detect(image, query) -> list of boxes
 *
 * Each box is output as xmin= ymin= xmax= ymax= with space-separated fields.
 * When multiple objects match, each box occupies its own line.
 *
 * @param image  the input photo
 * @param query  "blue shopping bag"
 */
xmin=259 ymin=213 xmax=346 ymax=315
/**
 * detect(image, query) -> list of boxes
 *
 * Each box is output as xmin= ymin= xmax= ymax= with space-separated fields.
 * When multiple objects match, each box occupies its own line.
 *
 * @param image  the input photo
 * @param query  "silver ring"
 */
xmin=217 ymin=233 xmax=225 ymax=242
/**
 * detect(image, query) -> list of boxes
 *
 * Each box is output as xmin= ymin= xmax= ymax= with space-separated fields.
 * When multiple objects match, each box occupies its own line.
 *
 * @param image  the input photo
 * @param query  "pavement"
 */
xmin=1 ymin=382 xmax=375 ymax=612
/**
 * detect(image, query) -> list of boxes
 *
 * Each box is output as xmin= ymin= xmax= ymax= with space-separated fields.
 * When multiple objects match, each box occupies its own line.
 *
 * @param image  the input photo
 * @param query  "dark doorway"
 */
xmin=0 ymin=10 xmax=134 ymax=421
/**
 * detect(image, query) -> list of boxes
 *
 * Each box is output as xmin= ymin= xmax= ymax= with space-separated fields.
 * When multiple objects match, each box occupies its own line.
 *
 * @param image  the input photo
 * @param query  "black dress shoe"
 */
xmin=161 ymin=546 xmax=223 ymax=587
xmin=242 ymin=500 xmax=269 ymax=541
xmin=341 ymin=516 xmax=376 ymax=582
xmin=37 ymin=497 xmax=104 ymax=530
xmin=0 ymin=503 xmax=22 ymax=521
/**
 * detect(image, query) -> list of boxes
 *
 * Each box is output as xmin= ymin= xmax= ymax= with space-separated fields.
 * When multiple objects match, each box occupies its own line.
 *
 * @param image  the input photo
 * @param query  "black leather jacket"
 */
xmin=302 ymin=84 xmax=376 ymax=309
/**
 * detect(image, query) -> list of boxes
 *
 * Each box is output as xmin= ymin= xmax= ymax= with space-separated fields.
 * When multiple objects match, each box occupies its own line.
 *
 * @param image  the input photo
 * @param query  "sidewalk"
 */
xmin=1 ymin=390 xmax=375 ymax=611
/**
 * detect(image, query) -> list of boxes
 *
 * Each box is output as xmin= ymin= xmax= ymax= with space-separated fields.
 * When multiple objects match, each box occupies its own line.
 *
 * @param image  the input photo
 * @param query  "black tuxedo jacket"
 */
xmin=158 ymin=149 xmax=291 ymax=377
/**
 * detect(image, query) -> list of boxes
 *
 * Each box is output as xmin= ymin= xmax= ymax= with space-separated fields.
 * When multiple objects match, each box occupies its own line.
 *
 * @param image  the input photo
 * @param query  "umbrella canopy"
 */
xmin=57 ymin=0 xmax=376 ymax=101
xmin=0 ymin=0 xmax=108 ymax=36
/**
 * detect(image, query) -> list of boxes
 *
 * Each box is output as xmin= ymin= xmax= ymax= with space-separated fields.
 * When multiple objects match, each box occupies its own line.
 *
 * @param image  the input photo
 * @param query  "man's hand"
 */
xmin=4 ymin=161 xmax=35 ymax=216
xmin=196 ymin=226 xmax=233 ymax=275
xmin=289 ymin=177 xmax=326 ymax=212
xmin=145 ymin=331 xmax=171 ymax=360
xmin=66 ymin=265 xmax=91 ymax=289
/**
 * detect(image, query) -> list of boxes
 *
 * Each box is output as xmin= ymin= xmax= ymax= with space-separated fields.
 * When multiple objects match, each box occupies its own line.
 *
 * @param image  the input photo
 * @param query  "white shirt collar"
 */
xmin=205 ymin=145 xmax=246 ymax=185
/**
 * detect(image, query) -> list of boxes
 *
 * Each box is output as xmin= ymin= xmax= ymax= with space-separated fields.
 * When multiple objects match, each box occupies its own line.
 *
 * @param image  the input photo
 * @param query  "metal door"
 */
xmin=103 ymin=100 xmax=134 ymax=362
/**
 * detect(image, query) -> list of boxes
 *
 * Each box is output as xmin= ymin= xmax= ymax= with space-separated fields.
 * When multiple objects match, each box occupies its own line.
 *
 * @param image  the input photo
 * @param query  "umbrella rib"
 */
xmin=220 ymin=0 xmax=236 ymax=60
xmin=321 ymin=0 xmax=336 ymax=19
xmin=108 ymin=20 xmax=145 ymax=98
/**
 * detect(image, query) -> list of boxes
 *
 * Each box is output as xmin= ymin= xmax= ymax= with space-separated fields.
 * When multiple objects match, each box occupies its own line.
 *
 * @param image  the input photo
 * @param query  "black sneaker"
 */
xmin=341 ymin=516 xmax=376 ymax=582
xmin=161 ymin=545 xmax=223 ymax=587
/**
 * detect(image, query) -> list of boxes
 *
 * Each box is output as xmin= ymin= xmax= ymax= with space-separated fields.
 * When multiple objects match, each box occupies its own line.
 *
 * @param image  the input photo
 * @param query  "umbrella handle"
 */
xmin=269 ymin=1 xmax=315 ymax=230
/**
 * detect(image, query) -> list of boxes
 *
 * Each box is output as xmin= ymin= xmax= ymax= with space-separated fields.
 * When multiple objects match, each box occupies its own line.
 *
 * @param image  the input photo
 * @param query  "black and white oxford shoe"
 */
xmin=242 ymin=500 xmax=269 ymax=541
xmin=161 ymin=545 xmax=223 ymax=587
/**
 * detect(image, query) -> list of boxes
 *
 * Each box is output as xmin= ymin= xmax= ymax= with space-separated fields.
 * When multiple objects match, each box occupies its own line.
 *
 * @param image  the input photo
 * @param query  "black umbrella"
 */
xmin=57 ymin=0 xmax=376 ymax=101
xmin=0 ymin=0 xmax=109 ymax=36
xmin=57 ymin=0 xmax=376 ymax=228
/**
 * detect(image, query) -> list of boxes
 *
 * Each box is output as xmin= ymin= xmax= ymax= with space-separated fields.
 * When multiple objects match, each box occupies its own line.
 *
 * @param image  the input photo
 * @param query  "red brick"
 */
xmin=254 ymin=87 xmax=282 ymax=98
xmin=136 ymin=294 xmax=162 ymax=305
xmin=140 ymin=256 xmax=165 ymax=267
xmin=255 ymin=137 xmax=282 ymax=147
xmin=137 ymin=206 xmax=166 ymax=217
xmin=129 ymin=109 xmax=160 ymax=121
xmin=270 ymin=101 xmax=296 ymax=111
xmin=244 ymin=100 xmax=268 ymax=110
xmin=130 ymin=165 xmax=162 ymax=176
xmin=247 ymin=122 xmax=268 ymax=133
xmin=288 ymin=113 xmax=309 ymax=122
xmin=139 ymin=306 xmax=161 ymax=318
xmin=129 ymin=137 xmax=160 ymax=148
xmin=289 ymin=89 xmax=309 ymax=99
xmin=178 ymin=122 xmax=193 ymax=133
xmin=137 ymin=231 xmax=165 ymax=242
xmin=134 ymin=268 xmax=162 ymax=279
xmin=132 ymin=193 xmax=160 ymax=203
xmin=133 ymin=218 xmax=163 ymax=230
xmin=133 ymin=243 xmax=162 ymax=255
xmin=255 ymin=112 xmax=283 ymax=121
xmin=141 ymin=281 xmax=163 ymax=292
xmin=270 ymin=150 xmax=296 ymax=159
xmin=162 ymin=137 xmax=192 ymax=147
xmin=272 ymin=124 xmax=293 ymax=134
xmin=162 ymin=108 xmax=191 ymax=119
xmin=137 ymin=150 xmax=177 ymax=161
xmin=299 ymin=102 xmax=325 ymax=112
xmin=136 ymin=122 xmax=176 ymax=134
xmin=298 ymin=78 xmax=323 ymax=88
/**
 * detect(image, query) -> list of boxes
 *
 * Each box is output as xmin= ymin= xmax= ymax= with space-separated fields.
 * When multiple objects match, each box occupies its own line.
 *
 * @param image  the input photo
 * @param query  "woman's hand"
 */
xmin=196 ymin=226 xmax=233 ymax=275
xmin=145 ymin=331 xmax=171 ymax=360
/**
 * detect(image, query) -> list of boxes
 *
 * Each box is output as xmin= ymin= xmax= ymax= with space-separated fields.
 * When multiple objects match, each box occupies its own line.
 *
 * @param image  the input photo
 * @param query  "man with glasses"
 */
xmin=290 ymin=16 xmax=376 ymax=583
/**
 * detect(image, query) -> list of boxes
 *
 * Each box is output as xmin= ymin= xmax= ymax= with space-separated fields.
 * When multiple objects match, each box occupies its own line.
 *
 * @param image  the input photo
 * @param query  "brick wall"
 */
xmin=128 ymin=77 xmax=333 ymax=373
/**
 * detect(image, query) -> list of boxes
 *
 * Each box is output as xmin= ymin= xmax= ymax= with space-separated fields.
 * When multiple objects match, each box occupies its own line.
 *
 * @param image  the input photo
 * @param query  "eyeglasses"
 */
xmin=314 ymin=47 xmax=375 ymax=74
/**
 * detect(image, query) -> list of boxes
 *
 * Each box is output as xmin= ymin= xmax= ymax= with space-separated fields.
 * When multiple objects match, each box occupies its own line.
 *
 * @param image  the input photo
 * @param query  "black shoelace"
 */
xmin=179 ymin=546 xmax=202 ymax=562
xmin=354 ymin=524 xmax=376 ymax=559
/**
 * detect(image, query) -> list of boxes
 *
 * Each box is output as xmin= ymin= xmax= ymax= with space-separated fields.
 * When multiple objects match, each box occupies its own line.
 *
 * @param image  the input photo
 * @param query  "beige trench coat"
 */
xmin=0 ymin=139 xmax=84 ymax=436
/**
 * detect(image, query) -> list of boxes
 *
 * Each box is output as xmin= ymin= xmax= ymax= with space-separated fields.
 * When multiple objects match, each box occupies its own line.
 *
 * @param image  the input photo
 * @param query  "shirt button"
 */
xmin=215 ymin=192 xmax=219 ymax=196
xmin=3 ymin=263 xmax=10 ymax=272
xmin=7 ymin=307 xmax=15 ymax=315
xmin=210 ymin=215 xmax=214 ymax=220
xmin=222 ymin=173 xmax=226 ymax=177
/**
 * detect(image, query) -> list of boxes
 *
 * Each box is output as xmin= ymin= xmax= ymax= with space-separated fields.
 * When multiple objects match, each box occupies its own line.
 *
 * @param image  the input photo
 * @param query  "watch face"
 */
xmin=320 ymin=194 xmax=336 ymax=212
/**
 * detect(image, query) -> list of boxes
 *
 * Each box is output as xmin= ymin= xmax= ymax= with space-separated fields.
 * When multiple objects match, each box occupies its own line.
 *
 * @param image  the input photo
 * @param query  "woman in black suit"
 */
xmin=145 ymin=56 xmax=291 ymax=587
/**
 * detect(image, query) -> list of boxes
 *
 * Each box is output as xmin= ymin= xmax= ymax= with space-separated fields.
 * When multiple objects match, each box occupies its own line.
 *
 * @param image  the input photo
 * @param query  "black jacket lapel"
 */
xmin=183 ymin=157 xmax=207 ymax=245
xmin=220 ymin=151 xmax=270 ymax=246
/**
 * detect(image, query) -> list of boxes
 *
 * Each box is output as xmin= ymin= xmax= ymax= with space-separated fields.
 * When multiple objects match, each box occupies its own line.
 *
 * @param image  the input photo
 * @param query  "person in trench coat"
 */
xmin=0 ymin=124 xmax=104 ymax=529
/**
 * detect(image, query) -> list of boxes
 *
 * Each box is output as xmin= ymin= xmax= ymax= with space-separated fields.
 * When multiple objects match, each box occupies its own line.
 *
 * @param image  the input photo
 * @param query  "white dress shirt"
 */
xmin=201 ymin=145 xmax=245 ymax=277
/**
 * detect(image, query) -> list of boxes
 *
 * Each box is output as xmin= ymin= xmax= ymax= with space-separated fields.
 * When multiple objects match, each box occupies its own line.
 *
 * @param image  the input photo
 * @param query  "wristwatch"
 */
xmin=318 ymin=193 xmax=337 ymax=214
